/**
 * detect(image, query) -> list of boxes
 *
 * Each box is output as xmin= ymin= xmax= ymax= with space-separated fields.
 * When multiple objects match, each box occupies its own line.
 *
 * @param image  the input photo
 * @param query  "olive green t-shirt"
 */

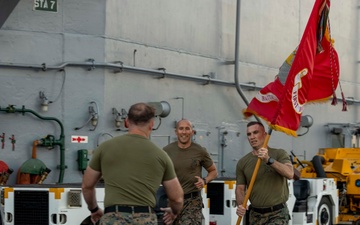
xmin=236 ymin=147 xmax=290 ymax=207
xmin=163 ymin=142 xmax=213 ymax=194
xmin=89 ymin=134 xmax=176 ymax=208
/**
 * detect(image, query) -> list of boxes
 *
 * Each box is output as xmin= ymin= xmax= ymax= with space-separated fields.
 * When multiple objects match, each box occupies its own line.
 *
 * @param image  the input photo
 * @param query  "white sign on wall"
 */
xmin=71 ymin=136 xmax=88 ymax=144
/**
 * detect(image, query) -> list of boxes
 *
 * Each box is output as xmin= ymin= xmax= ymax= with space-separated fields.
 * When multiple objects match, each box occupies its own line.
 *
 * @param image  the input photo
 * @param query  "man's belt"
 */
xmin=105 ymin=205 xmax=154 ymax=214
xmin=251 ymin=203 xmax=285 ymax=214
xmin=184 ymin=191 xmax=200 ymax=199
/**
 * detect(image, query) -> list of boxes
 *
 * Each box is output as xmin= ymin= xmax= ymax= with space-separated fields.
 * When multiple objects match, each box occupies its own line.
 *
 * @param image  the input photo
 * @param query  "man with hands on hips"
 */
xmin=163 ymin=119 xmax=218 ymax=225
xmin=235 ymin=121 xmax=293 ymax=225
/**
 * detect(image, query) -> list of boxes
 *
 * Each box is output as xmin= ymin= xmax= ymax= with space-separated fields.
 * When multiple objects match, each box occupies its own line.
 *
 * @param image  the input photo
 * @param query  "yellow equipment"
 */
xmin=293 ymin=148 xmax=360 ymax=224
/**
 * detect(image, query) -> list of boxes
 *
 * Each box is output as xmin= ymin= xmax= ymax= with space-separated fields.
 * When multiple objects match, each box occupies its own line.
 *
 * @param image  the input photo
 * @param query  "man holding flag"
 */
xmin=236 ymin=0 xmax=340 ymax=224
xmin=235 ymin=121 xmax=293 ymax=224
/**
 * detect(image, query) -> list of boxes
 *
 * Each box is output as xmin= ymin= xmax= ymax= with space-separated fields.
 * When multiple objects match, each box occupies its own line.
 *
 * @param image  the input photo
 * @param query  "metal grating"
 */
xmin=14 ymin=190 xmax=49 ymax=225
xmin=68 ymin=190 xmax=82 ymax=207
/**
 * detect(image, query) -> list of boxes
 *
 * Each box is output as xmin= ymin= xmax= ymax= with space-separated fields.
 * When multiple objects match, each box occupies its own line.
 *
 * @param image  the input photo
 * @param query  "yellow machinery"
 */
xmin=293 ymin=148 xmax=360 ymax=224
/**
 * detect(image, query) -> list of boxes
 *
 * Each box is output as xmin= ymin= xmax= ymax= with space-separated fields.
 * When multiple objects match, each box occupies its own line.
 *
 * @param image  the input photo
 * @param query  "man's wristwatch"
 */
xmin=202 ymin=177 xmax=207 ymax=185
xmin=89 ymin=206 xmax=99 ymax=213
xmin=267 ymin=157 xmax=275 ymax=165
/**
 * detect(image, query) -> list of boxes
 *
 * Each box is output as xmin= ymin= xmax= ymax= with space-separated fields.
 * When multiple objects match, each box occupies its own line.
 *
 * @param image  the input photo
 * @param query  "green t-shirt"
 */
xmin=236 ymin=147 xmax=290 ymax=207
xmin=89 ymin=134 xmax=176 ymax=208
xmin=163 ymin=142 xmax=213 ymax=194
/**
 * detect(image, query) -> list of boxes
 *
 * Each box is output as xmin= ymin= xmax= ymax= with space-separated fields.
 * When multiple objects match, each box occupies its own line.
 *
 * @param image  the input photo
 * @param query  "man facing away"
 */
xmin=163 ymin=119 xmax=218 ymax=225
xmin=82 ymin=102 xmax=184 ymax=225
xmin=235 ymin=121 xmax=294 ymax=224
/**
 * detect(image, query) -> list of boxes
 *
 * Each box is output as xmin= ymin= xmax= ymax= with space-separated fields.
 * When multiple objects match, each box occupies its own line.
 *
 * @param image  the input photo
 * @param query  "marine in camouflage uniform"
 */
xmin=163 ymin=119 xmax=218 ymax=225
xmin=235 ymin=122 xmax=294 ymax=225
xmin=82 ymin=103 xmax=184 ymax=225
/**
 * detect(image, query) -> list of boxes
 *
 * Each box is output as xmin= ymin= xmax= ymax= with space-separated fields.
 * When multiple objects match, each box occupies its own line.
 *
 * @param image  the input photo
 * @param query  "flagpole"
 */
xmin=236 ymin=129 xmax=272 ymax=225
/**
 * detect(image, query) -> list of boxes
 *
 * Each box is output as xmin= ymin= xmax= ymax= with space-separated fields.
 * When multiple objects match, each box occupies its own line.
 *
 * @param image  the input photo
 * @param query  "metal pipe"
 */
xmin=0 ymin=105 xmax=66 ymax=183
xmin=0 ymin=61 xmax=259 ymax=90
xmin=233 ymin=0 xmax=261 ymax=123
xmin=234 ymin=0 xmax=249 ymax=104
xmin=0 ymin=61 xmax=357 ymax=104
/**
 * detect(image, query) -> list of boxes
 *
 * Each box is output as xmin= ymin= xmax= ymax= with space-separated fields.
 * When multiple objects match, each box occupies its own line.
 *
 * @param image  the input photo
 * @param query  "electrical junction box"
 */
xmin=77 ymin=149 xmax=89 ymax=171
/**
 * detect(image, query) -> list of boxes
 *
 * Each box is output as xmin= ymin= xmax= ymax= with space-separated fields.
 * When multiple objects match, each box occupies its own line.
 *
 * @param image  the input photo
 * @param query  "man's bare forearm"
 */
xmin=169 ymin=199 xmax=184 ymax=215
xmin=235 ymin=185 xmax=246 ymax=206
xmin=82 ymin=186 xmax=98 ymax=209
xmin=272 ymin=162 xmax=294 ymax=179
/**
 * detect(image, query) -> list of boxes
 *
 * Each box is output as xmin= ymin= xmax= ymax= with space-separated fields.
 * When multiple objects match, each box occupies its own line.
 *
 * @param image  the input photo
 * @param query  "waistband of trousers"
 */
xmin=104 ymin=205 xmax=154 ymax=214
xmin=251 ymin=203 xmax=286 ymax=214
xmin=184 ymin=191 xmax=200 ymax=199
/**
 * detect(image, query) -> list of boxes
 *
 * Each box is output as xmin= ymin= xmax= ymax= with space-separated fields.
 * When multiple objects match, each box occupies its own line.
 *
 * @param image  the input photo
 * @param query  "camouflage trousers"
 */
xmin=172 ymin=195 xmax=202 ymax=225
xmin=249 ymin=206 xmax=290 ymax=225
xmin=100 ymin=211 xmax=157 ymax=225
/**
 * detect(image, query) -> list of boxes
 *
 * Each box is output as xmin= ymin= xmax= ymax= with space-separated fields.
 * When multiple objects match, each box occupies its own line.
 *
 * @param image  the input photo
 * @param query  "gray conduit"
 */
xmin=234 ymin=0 xmax=249 ymax=105
xmin=0 ymin=60 xmax=259 ymax=90
xmin=0 ymin=60 xmax=356 ymax=104
xmin=234 ymin=0 xmax=260 ymax=123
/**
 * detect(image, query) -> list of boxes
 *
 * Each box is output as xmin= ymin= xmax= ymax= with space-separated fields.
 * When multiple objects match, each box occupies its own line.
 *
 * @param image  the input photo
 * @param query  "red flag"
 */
xmin=243 ymin=0 xmax=339 ymax=137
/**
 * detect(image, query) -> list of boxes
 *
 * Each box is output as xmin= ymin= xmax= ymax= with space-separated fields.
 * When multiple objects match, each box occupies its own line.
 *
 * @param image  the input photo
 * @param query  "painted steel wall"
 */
xmin=0 ymin=0 xmax=358 ymax=183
